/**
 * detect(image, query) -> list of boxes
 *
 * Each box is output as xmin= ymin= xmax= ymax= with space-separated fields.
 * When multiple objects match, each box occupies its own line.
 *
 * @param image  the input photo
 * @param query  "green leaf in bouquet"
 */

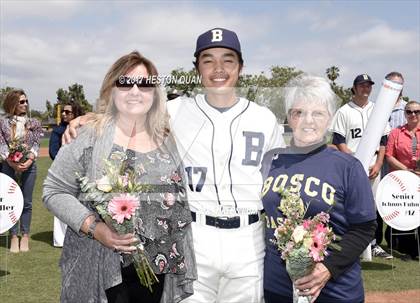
xmin=95 ymin=204 xmax=109 ymax=218
xmin=128 ymin=180 xmax=134 ymax=192
xmin=83 ymin=182 xmax=98 ymax=193
xmin=329 ymin=243 xmax=342 ymax=251
xmin=116 ymin=178 xmax=124 ymax=190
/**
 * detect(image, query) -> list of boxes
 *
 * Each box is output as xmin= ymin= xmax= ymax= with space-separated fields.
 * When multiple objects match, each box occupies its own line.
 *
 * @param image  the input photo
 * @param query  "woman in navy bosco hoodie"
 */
xmin=261 ymin=75 xmax=377 ymax=303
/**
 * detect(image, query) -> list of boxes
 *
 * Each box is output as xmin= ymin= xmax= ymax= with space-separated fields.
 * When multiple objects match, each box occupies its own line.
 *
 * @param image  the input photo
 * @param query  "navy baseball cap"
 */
xmin=353 ymin=74 xmax=375 ymax=86
xmin=194 ymin=28 xmax=242 ymax=60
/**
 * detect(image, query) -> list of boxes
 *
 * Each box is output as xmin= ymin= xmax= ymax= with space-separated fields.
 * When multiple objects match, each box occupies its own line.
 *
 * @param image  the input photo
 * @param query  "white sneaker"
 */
xmin=372 ymin=244 xmax=393 ymax=259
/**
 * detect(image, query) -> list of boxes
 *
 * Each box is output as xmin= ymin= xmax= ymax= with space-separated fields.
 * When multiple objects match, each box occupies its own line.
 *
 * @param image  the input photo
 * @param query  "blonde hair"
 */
xmin=93 ymin=51 xmax=169 ymax=143
xmin=405 ymin=100 xmax=419 ymax=109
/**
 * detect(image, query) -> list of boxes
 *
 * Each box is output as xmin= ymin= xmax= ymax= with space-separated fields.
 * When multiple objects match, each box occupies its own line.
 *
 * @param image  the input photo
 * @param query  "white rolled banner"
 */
xmin=354 ymin=79 xmax=402 ymax=261
xmin=354 ymin=79 xmax=403 ymax=173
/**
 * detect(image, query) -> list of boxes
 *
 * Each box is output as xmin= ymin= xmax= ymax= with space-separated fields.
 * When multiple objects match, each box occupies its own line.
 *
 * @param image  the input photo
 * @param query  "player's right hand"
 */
xmin=62 ymin=113 xmax=95 ymax=145
xmin=62 ymin=116 xmax=82 ymax=145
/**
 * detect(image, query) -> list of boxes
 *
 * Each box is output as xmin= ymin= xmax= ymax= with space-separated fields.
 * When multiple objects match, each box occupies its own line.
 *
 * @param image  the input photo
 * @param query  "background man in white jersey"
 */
xmin=330 ymin=74 xmax=392 ymax=259
xmin=169 ymin=28 xmax=283 ymax=303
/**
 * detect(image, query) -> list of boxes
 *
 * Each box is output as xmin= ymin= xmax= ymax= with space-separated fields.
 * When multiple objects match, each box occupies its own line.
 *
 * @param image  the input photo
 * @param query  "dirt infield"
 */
xmin=366 ymin=290 xmax=420 ymax=303
xmin=39 ymin=147 xmax=49 ymax=158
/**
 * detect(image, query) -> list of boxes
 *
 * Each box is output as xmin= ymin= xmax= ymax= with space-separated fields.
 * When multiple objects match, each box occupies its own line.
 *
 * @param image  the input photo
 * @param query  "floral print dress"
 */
xmin=111 ymin=144 xmax=192 ymax=276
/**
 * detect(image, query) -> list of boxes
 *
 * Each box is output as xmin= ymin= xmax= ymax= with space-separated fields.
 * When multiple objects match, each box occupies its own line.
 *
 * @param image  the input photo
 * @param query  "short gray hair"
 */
xmin=284 ymin=74 xmax=338 ymax=117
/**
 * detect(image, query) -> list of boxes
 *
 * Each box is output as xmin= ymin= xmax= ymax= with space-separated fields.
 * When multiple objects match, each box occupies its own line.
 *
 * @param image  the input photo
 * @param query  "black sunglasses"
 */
xmin=115 ymin=76 xmax=156 ymax=90
xmin=61 ymin=110 xmax=73 ymax=115
xmin=19 ymin=99 xmax=29 ymax=105
xmin=405 ymin=110 xmax=420 ymax=115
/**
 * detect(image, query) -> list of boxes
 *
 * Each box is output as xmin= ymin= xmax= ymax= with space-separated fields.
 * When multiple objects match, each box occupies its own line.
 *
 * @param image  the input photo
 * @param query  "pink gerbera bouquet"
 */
xmin=272 ymin=187 xmax=340 ymax=303
xmin=7 ymin=139 xmax=30 ymax=163
xmin=76 ymin=151 xmax=157 ymax=291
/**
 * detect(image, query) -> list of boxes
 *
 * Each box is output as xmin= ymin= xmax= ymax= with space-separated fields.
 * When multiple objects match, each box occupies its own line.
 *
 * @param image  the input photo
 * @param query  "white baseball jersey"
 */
xmin=167 ymin=94 xmax=284 ymax=217
xmin=330 ymin=100 xmax=390 ymax=163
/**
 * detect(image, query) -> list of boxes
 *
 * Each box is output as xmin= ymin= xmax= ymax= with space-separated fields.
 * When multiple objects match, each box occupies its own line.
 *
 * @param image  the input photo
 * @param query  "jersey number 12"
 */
xmin=350 ymin=128 xmax=362 ymax=139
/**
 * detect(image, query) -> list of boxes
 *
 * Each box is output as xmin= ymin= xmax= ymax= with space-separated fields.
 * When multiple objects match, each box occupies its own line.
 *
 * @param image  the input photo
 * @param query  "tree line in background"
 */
xmin=0 ymin=83 xmax=92 ymax=123
xmin=0 ymin=66 xmax=410 ymax=124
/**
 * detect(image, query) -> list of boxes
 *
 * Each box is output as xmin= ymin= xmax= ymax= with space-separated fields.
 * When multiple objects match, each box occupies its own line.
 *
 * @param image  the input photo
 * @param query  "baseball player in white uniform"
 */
xmin=330 ymin=73 xmax=392 ymax=259
xmin=169 ymin=28 xmax=284 ymax=303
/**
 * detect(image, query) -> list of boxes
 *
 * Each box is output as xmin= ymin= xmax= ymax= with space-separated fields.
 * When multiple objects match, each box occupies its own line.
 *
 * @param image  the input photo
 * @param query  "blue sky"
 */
xmin=1 ymin=0 xmax=419 ymax=110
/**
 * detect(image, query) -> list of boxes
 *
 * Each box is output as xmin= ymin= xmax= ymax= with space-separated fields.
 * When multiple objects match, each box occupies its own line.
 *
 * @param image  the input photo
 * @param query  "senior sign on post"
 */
xmin=0 ymin=173 xmax=24 ymax=234
xmin=376 ymin=170 xmax=420 ymax=231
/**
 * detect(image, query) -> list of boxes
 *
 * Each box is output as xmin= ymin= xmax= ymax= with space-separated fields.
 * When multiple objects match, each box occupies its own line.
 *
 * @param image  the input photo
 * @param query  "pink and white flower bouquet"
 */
xmin=77 ymin=151 xmax=158 ymax=291
xmin=7 ymin=139 xmax=30 ymax=163
xmin=272 ymin=187 xmax=340 ymax=303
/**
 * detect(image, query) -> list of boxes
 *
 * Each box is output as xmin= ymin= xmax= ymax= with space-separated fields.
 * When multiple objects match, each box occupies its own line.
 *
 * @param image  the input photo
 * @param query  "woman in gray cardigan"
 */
xmin=43 ymin=51 xmax=196 ymax=303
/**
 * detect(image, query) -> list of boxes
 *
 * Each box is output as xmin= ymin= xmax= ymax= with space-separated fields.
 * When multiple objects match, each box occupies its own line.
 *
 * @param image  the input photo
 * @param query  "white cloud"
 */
xmin=344 ymin=24 xmax=419 ymax=56
xmin=286 ymin=8 xmax=346 ymax=32
xmin=1 ymin=0 xmax=87 ymax=20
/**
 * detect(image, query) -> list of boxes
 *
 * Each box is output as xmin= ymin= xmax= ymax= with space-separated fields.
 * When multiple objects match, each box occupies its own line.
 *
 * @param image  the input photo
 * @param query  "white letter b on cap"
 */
xmin=211 ymin=29 xmax=223 ymax=42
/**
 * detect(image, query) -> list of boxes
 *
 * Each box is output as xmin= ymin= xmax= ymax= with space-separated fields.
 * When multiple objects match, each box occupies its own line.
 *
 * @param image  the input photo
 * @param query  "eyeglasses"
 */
xmin=405 ymin=110 xmax=420 ymax=115
xmin=289 ymin=109 xmax=329 ymax=121
xmin=115 ymin=76 xmax=156 ymax=92
xmin=61 ymin=110 xmax=73 ymax=115
xmin=19 ymin=99 xmax=29 ymax=105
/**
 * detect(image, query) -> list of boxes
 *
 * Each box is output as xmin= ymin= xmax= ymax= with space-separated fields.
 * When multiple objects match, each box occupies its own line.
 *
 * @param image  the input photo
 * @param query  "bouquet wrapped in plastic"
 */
xmin=77 ymin=151 xmax=158 ymax=291
xmin=272 ymin=187 xmax=340 ymax=303
xmin=7 ymin=139 xmax=30 ymax=163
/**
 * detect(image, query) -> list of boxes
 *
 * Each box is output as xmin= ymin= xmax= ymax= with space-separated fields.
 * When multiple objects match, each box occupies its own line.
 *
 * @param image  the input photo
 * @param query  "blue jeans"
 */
xmin=2 ymin=161 xmax=37 ymax=236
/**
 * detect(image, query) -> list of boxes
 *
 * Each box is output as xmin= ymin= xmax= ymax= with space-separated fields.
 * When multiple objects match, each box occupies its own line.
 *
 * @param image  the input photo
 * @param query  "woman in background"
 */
xmin=49 ymin=101 xmax=84 ymax=160
xmin=0 ymin=89 xmax=43 ymax=253
xmin=385 ymin=100 xmax=420 ymax=260
xmin=49 ymin=101 xmax=84 ymax=247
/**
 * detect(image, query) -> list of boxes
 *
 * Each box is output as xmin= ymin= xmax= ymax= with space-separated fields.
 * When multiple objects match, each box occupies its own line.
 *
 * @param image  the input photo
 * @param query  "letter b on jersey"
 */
xmin=242 ymin=131 xmax=265 ymax=166
xmin=211 ymin=29 xmax=223 ymax=42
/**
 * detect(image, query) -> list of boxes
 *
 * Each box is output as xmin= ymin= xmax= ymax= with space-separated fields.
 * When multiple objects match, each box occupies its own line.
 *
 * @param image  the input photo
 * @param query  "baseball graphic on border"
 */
xmin=376 ymin=170 xmax=420 ymax=231
xmin=0 ymin=172 xmax=24 ymax=234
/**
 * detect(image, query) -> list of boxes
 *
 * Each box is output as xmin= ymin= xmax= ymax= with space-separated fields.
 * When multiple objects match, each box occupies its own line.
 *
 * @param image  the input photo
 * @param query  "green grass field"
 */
xmin=0 ymin=156 xmax=419 ymax=302
xmin=40 ymin=137 xmax=49 ymax=148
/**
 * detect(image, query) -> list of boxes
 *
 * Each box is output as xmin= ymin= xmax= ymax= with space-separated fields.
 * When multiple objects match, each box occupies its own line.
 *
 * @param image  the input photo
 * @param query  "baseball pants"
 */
xmin=182 ymin=220 xmax=265 ymax=303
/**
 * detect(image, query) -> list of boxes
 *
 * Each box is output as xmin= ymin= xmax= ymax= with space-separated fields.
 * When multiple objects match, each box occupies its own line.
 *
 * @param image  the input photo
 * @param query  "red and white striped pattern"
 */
xmin=388 ymin=173 xmax=406 ymax=192
xmin=8 ymin=181 xmax=17 ymax=194
xmin=8 ymin=211 xmax=18 ymax=224
xmin=383 ymin=210 xmax=400 ymax=222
